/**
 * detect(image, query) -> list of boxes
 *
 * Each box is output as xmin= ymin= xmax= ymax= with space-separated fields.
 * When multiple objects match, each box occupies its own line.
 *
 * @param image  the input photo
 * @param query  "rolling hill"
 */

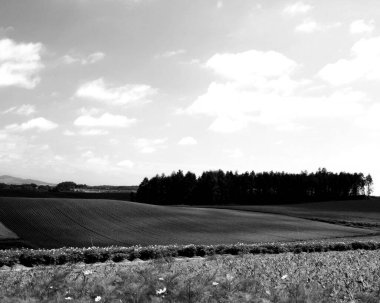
xmin=0 ymin=197 xmax=375 ymax=249
xmin=203 ymin=199 xmax=380 ymax=229
xmin=0 ymin=175 xmax=54 ymax=186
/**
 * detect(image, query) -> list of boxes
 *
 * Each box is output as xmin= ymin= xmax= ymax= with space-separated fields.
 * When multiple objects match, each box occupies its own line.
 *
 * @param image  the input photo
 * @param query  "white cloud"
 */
xmin=187 ymin=83 xmax=368 ymax=133
xmin=62 ymin=51 xmax=105 ymax=65
xmin=75 ymin=78 xmax=156 ymax=106
xmin=74 ymin=113 xmax=136 ymax=128
xmin=77 ymin=107 xmax=101 ymax=115
xmin=2 ymin=104 xmax=36 ymax=116
xmin=178 ymin=136 xmax=197 ymax=145
xmin=5 ymin=117 xmax=58 ymax=132
xmin=206 ymin=50 xmax=297 ymax=82
xmin=319 ymin=35 xmax=380 ymax=85
xmin=283 ymin=2 xmax=313 ymax=16
xmin=134 ymin=138 xmax=167 ymax=153
xmin=184 ymin=48 xmax=371 ymax=133
xmin=117 ymin=160 xmax=135 ymax=168
xmin=63 ymin=130 xmax=75 ymax=136
xmin=295 ymin=19 xmax=341 ymax=33
xmin=350 ymin=19 xmax=375 ymax=35
xmin=0 ymin=38 xmax=44 ymax=89
xmin=295 ymin=19 xmax=319 ymax=33
xmin=158 ymin=49 xmax=186 ymax=58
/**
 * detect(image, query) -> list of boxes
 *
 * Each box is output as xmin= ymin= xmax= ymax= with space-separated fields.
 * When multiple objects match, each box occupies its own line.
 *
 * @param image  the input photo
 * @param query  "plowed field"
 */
xmin=0 ymin=197 xmax=375 ymax=248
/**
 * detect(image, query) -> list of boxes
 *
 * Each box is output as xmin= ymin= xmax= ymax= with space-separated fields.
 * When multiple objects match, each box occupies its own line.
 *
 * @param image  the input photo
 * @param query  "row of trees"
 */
xmin=136 ymin=168 xmax=373 ymax=205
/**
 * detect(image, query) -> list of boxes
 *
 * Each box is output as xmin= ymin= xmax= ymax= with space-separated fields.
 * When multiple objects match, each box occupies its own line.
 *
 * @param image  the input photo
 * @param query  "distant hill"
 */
xmin=0 ymin=175 xmax=55 ymax=186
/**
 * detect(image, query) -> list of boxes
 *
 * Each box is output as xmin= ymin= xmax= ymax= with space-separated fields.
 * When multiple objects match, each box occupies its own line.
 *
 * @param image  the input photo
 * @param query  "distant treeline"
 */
xmin=0 ymin=182 xmax=137 ymax=201
xmin=136 ymin=168 xmax=373 ymax=205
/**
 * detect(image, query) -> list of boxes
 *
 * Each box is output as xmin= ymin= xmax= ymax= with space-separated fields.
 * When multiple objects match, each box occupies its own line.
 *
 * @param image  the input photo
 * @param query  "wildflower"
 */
xmin=226 ymin=274 xmax=233 ymax=281
xmin=156 ymin=287 xmax=167 ymax=295
xmin=265 ymin=290 xmax=271 ymax=295
xmin=65 ymin=297 xmax=73 ymax=301
xmin=95 ymin=296 xmax=101 ymax=302
xmin=281 ymin=274 xmax=288 ymax=280
xmin=158 ymin=277 xmax=164 ymax=281
xmin=212 ymin=282 xmax=219 ymax=286
xmin=83 ymin=270 xmax=93 ymax=275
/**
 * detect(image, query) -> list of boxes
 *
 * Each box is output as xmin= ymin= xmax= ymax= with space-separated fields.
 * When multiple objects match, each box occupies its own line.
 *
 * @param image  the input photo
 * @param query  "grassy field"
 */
xmin=1 ymin=249 xmax=380 ymax=302
xmin=0 ymin=197 xmax=375 ymax=249
xmin=199 ymin=199 xmax=380 ymax=229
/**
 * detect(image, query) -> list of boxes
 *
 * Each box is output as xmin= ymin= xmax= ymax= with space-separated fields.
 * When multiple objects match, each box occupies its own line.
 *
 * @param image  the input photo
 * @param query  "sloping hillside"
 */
xmin=0 ymin=197 xmax=374 ymax=248
xmin=207 ymin=199 xmax=380 ymax=229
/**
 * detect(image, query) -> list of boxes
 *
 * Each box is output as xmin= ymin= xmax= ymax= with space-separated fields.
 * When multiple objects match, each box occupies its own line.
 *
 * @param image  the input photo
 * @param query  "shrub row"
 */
xmin=1 ymin=240 xmax=380 ymax=268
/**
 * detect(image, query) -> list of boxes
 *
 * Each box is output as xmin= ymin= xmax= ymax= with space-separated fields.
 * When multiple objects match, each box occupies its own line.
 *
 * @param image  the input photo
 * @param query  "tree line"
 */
xmin=136 ymin=168 xmax=373 ymax=205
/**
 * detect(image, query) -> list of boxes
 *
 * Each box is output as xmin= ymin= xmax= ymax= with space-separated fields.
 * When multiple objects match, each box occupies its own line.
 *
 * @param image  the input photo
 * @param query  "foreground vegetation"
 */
xmin=1 ymin=248 xmax=380 ymax=302
xmin=1 ymin=241 xmax=380 ymax=268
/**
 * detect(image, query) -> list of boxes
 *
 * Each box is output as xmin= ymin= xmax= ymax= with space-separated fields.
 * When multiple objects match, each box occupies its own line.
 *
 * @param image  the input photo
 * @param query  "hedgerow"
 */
xmin=1 ymin=240 xmax=380 ymax=268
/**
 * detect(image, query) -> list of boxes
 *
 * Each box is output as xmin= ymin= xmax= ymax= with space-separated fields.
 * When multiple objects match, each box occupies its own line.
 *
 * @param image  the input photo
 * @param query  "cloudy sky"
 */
xmin=0 ymin=0 xmax=379 ymax=192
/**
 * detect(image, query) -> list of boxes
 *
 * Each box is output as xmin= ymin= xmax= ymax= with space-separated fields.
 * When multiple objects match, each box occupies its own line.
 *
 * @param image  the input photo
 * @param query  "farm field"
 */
xmin=199 ymin=199 xmax=380 ymax=229
xmin=1 ymin=249 xmax=380 ymax=302
xmin=0 ymin=197 xmax=375 ymax=249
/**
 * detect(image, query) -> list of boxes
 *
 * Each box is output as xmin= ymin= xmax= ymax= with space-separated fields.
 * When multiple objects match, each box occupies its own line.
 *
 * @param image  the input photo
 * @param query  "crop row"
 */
xmin=1 ymin=240 xmax=380 ymax=268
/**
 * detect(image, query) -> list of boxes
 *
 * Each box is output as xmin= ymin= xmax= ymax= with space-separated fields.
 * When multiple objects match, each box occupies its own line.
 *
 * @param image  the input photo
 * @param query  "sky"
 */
xmin=0 ymin=0 xmax=379 ymax=193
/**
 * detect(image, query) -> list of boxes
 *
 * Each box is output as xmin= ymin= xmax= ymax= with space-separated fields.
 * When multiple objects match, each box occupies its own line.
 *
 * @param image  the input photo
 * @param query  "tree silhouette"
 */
xmin=136 ymin=169 xmax=372 ymax=205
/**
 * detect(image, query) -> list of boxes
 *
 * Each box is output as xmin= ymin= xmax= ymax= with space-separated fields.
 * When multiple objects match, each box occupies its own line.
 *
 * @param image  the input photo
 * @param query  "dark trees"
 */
xmin=136 ymin=169 xmax=373 ymax=205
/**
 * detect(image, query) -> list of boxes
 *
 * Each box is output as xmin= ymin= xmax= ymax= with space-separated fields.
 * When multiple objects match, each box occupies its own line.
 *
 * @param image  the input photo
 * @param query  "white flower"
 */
xmin=226 ymin=274 xmax=233 ymax=281
xmin=95 ymin=296 xmax=101 ymax=302
xmin=156 ymin=287 xmax=167 ymax=295
xmin=212 ymin=282 xmax=219 ymax=286
xmin=266 ymin=290 xmax=271 ymax=295
xmin=83 ymin=270 xmax=93 ymax=275
xmin=281 ymin=274 xmax=288 ymax=280
xmin=158 ymin=277 xmax=164 ymax=281
xmin=65 ymin=297 xmax=73 ymax=301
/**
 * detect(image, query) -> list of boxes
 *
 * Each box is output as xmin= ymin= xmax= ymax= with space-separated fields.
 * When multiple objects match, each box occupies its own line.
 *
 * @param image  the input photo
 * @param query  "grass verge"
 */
xmin=1 ymin=240 xmax=380 ymax=268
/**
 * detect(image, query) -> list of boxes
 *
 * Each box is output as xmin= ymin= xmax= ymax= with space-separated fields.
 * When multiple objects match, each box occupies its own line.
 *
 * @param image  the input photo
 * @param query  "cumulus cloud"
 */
xmin=0 ymin=38 xmax=44 ymax=89
xmin=2 ymin=104 xmax=36 ymax=116
xmin=74 ymin=112 xmax=136 ymax=128
xmin=183 ymin=48 xmax=371 ymax=133
xmin=187 ymin=86 xmax=368 ymax=133
xmin=319 ymin=35 xmax=380 ymax=85
xmin=283 ymin=2 xmax=313 ymax=16
xmin=178 ymin=136 xmax=197 ymax=145
xmin=75 ymin=78 xmax=156 ymax=106
xmin=206 ymin=50 xmax=297 ymax=81
xmin=350 ymin=19 xmax=375 ymax=35
xmin=295 ymin=19 xmax=341 ymax=33
xmin=62 ymin=51 xmax=105 ymax=65
xmin=5 ymin=117 xmax=58 ymax=132
xmin=117 ymin=160 xmax=135 ymax=168
xmin=134 ymin=138 xmax=167 ymax=153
